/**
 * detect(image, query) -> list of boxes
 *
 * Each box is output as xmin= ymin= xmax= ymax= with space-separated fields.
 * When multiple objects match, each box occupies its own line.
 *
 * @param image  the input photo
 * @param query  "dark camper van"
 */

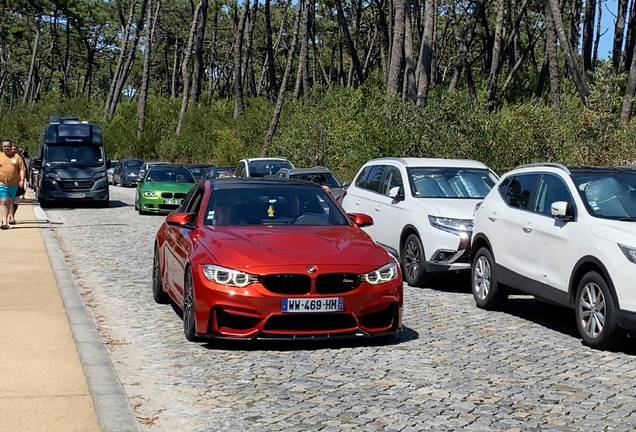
xmin=33 ymin=116 xmax=110 ymax=207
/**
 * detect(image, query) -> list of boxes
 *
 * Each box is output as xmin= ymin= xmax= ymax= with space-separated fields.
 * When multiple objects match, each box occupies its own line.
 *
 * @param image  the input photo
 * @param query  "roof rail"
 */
xmin=515 ymin=162 xmax=571 ymax=174
xmin=49 ymin=114 xmax=60 ymax=124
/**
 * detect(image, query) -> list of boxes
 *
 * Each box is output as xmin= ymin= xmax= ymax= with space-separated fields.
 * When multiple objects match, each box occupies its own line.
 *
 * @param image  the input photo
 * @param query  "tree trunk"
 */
xmin=190 ymin=0 xmax=209 ymax=104
xmin=544 ymin=0 xmax=561 ymax=109
xmin=621 ymin=37 xmax=636 ymax=122
xmin=242 ymin=0 xmax=258 ymax=97
xmin=582 ymin=0 xmax=596 ymax=73
xmin=592 ymin=0 xmax=602 ymax=67
xmin=402 ymin=0 xmax=417 ymax=101
xmin=176 ymin=2 xmax=203 ymax=135
xmin=448 ymin=0 xmax=480 ymax=93
xmin=261 ymin=3 xmax=302 ymax=157
xmin=207 ymin=6 xmax=219 ymax=97
xmin=137 ymin=0 xmax=160 ymax=138
xmin=334 ymin=0 xmax=365 ymax=85
xmin=548 ymin=0 xmax=589 ymax=103
xmin=233 ymin=0 xmax=250 ymax=117
xmin=264 ymin=0 xmax=278 ymax=98
xmin=23 ymin=19 xmax=40 ymax=105
xmin=446 ymin=0 xmax=479 ymax=103
xmin=386 ymin=0 xmax=406 ymax=95
xmin=415 ymin=0 xmax=434 ymax=106
xmin=105 ymin=0 xmax=134 ymax=119
xmin=625 ymin=0 xmax=636 ymax=72
xmin=62 ymin=19 xmax=71 ymax=97
xmin=613 ymin=0 xmax=628 ymax=73
xmin=293 ymin=0 xmax=306 ymax=99
xmin=485 ymin=0 xmax=507 ymax=105
xmin=300 ymin=0 xmax=311 ymax=99
xmin=570 ymin=0 xmax=582 ymax=57
xmin=171 ymin=38 xmax=180 ymax=99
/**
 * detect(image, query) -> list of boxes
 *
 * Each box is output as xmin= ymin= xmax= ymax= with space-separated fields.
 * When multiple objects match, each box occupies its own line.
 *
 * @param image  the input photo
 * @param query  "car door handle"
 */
xmin=375 ymin=206 xmax=381 ymax=212
xmin=488 ymin=214 xmax=498 ymax=222
xmin=355 ymin=200 xmax=361 ymax=206
xmin=523 ymin=225 xmax=532 ymax=233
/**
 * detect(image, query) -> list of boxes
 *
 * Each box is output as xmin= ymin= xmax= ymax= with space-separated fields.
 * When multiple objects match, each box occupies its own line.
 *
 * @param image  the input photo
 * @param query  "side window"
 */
xmin=178 ymin=187 xmax=198 ymax=213
xmin=364 ymin=165 xmax=386 ymax=193
xmin=380 ymin=166 xmax=403 ymax=196
xmin=186 ymin=188 xmax=205 ymax=215
xmin=276 ymin=171 xmax=285 ymax=178
xmin=504 ymin=174 xmax=540 ymax=209
xmin=534 ymin=174 xmax=574 ymax=216
xmin=498 ymin=177 xmax=512 ymax=198
xmin=354 ymin=166 xmax=369 ymax=188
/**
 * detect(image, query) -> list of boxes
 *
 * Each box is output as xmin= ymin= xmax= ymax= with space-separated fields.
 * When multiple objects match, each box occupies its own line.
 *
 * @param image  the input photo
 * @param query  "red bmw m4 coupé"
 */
xmin=153 ymin=178 xmax=403 ymax=342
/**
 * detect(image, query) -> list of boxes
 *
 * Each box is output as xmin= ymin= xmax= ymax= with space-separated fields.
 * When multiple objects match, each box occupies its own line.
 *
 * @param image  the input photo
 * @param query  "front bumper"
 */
xmin=423 ymin=231 xmax=471 ymax=273
xmin=40 ymin=177 xmax=109 ymax=202
xmin=139 ymin=195 xmax=182 ymax=213
xmin=190 ymin=264 xmax=403 ymax=340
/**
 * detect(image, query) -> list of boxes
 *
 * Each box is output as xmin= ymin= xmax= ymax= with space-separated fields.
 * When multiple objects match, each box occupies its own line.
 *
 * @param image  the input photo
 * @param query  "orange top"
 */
xmin=0 ymin=153 xmax=25 ymax=186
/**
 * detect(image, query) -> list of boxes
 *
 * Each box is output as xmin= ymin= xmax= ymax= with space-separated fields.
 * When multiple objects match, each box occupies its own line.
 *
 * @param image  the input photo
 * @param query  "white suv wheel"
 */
xmin=473 ymin=255 xmax=491 ymax=301
xmin=578 ymin=282 xmax=606 ymax=339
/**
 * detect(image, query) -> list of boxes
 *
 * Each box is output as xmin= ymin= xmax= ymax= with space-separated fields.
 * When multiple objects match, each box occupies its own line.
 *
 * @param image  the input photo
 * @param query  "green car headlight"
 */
xmin=143 ymin=191 xmax=157 ymax=197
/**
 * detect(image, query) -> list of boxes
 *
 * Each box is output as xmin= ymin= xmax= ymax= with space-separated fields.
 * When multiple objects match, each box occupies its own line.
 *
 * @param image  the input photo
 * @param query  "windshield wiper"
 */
xmin=619 ymin=217 xmax=636 ymax=221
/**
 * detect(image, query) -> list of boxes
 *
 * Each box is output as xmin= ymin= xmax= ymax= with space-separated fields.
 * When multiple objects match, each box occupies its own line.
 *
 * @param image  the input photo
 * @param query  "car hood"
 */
xmin=419 ymin=198 xmax=482 ymax=219
xmin=43 ymin=166 xmax=105 ymax=179
xmin=141 ymin=182 xmax=195 ymax=192
xmin=198 ymin=225 xmax=391 ymax=270
xmin=590 ymin=218 xmax=636 ymax=247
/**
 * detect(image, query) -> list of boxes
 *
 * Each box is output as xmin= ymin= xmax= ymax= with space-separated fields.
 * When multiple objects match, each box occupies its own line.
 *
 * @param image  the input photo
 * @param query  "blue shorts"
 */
xmin=0 ymin=185 xmax=18 ymax=199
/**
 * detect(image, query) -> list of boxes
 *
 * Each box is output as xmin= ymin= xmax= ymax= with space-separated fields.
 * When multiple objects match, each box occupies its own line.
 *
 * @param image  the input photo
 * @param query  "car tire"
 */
xmin=183 ymin=268 xmax=202 ymax=342
xmin=575 ymin=271 xmax=623 ymax=350
xmin=401 ymin=234 xmax=430 ymax=287
xmin=471 ymin=247 xmax=507 ymax=310
xmin=152 ymin=245 xmax=171 ymax=304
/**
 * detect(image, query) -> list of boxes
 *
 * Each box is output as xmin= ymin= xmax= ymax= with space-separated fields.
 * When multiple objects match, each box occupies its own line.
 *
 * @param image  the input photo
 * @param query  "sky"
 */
xmin=598 ymin=0 xmax=621 ymax=59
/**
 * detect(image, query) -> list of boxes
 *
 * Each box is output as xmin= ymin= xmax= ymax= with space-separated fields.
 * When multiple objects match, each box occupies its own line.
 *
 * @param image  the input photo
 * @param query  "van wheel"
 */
xmin=471 ymin=248 xmax=507 ymax=310
xmin=401 ymin=234 xmax=429 ymax=287
xmin=575 ymin=272 xmax=623 ymax=350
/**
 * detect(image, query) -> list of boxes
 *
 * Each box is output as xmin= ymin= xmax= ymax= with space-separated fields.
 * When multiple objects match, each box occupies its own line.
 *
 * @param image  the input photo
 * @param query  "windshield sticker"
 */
xmin=268 ymin=199 xmax=277 ymax=203
xmin=589 ymin=201 xmax=600 ymax=210
xmin=71 ymin=158 xmax=77 ymax=162
xmin=268 ymin=204 xmax=275 ymax=217
xmin=207 ymin=211 xmax=215 ymax=220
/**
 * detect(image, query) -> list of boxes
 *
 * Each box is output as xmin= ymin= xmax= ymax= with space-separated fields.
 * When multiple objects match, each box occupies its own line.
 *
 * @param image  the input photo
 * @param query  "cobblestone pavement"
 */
xmin=43 ymin=185 xmax=636 ymax=431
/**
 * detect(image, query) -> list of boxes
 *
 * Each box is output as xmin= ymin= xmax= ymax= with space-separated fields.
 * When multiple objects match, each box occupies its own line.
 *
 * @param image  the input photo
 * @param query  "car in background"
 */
xmin=202 ymin=166 xmax=235 ymax=180
xmin=185 ymin=164 xmax=215 ymax=181
xmin=152 ymin=178 xmax=403 ymax=342
xmin=135 ymin=164 xmax=196 ymax=215
xmin=275 ymin=167 xmax=349 ymax=201
xmin=139 ymin=161 xmax=171 ymax=180
xmin=113 ymin=158 xmax=144 ymax=187
xmin=234 ymin=157 xmax=294 ymax=178
xmin=107 ymin=159 xmax=119 ymax=185
xmin=342 ymin=157 xmax=498 ymax=287
xmin=471 ymin=163 xmax=636 ymax=350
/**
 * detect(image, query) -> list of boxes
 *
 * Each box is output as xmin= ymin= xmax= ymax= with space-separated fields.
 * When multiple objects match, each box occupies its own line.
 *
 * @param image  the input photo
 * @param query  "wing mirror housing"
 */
xmin=388 ymin=186 xmax=404 ymax=201
xmin=551 ymin=201 xmax=573 ymax=221
xmin=33 ymin=158 xmax=42 ymax=169
xmin=342 ymin=181 xmax=351 ymax=188
xmin=349 ymin=213 xmax=374 ymax=228
xmin=166 ymin=212 xmax=196 ymax=228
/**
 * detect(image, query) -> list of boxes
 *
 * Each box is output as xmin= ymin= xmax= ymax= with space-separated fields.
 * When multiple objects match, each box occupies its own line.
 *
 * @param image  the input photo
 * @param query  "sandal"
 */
xmin=8 ymin=220 xmax=16 ymax=225
xmin=0 ymin=225 xmax=8 ymax=230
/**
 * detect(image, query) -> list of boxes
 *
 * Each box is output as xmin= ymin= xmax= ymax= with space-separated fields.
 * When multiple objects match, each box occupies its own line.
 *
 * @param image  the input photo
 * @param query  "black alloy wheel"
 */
xmin=402 ymin=234 xmax=429 ymax=287
xmin=152 ymin=245 xmax=171 ymax=304
xmin=183 ymin=268 xmax=202 ymax=342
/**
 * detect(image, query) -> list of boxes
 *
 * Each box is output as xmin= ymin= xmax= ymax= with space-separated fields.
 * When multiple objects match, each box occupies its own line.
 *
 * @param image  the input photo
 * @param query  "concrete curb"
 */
xmin=34 ymin=203 xmax=142 ymax=432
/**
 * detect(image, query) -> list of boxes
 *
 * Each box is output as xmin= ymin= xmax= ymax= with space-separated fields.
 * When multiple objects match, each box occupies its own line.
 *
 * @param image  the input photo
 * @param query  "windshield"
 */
xmin=204 ymin=186 xmax=350 ymax=226
xmin=249 ymin=161 xmax=293 ymax=177
xmin=572 ymin=172 xmax=636 ymax=219
xmin=187 ymin=166 xmax=210 ymax=180
xmin=123 ymin=159 xmax=143 ymax=170
xmin=408 ymin=167 xmax=498 ymax=199
xmin=45 ymin=145 xmax=104 ymax=168
xmin=146 ymin=167 xmax=195 ymax=183
xmin=291 ymin=172 xmax=342 ymax=188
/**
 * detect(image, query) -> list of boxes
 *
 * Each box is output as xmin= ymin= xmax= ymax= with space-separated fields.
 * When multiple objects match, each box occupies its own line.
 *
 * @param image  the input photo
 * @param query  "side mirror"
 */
xmin=106 ymin=158 xmax=111 ymax=169
xmin=342 ymin=181 xmax=351 ymax=188
xmin=551 ymin=201 xmax=572 ymax=221
xmin=166 ymin=212 xmax=196 ymax=228
xmin=33 ymin=158 xmax=42 ymax=169
xmin=348 ymin=212 xmax=374 ymax=228
xmin=388 ymin=186 xmax=404 ymax=200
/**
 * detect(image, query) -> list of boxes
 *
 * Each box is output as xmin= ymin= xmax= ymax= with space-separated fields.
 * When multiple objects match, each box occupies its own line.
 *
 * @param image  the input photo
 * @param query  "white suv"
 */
xmin=342 ymin=158 xmax=498 ymax=286
xmin=234 ymin=157 xmax=294 ymax=178
xmin=472 ymin=163 xmax=636 ymax=349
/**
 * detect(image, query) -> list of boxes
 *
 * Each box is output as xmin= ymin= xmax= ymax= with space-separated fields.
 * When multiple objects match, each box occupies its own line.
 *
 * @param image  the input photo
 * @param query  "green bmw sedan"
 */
xmin=135 ymin=165 xmax=196 ymax=215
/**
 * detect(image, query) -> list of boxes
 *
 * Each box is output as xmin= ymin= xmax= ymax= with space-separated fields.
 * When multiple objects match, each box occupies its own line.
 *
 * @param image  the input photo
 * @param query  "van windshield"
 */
xmin=45 ymin=145 xmax=104 ymax=168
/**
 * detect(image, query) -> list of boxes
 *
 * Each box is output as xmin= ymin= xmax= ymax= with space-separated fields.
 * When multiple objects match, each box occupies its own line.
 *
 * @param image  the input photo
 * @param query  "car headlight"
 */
xmin=143 ymin=191 xmax=157 ymax=197
xmin=428 ymin=215 xmax=473 ymax=233
xmin=44 ymin=172 xmax=61 ymax=180
xmin=361 ymin=262 xmax=398 ymax=285
xmin=202 ymin=264 xmax=259 ymax=287
xmin=93 ymin=171 xmax=107 ymax=179
xmin=619 ymin=244 xmax=636 ymax=263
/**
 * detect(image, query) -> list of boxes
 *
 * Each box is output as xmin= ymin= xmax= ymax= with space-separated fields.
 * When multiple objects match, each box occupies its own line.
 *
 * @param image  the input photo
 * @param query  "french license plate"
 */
xmin=282 ymin=297 xmax=343 ymax=313
xmin=67 ymin=193 xmax=85 ymax=198
xmin=165 ymin=199 xmax=182 ymax=205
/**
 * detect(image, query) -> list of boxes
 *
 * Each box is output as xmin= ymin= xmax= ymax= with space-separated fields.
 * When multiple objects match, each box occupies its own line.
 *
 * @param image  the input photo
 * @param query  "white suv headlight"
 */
xmin=361 ymin=262 xmax=399 ymax=285
xmin=203 ymin=264 xmax=259 ymax=287
xmin=428 ymin=215 xmax=473 ymax=233
xmin=619 ymin=244 xmax=636 ymax=263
